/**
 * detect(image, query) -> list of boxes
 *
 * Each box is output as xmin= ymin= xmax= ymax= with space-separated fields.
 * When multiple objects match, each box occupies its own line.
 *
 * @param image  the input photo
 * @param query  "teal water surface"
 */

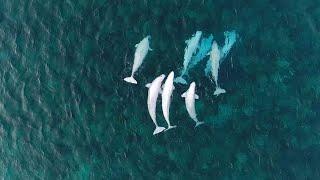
xmin=0 ymin=0 xmax=320 ymax=179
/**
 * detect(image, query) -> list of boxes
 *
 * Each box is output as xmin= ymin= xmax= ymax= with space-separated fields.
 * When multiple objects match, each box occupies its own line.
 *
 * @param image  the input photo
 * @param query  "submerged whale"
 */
xmin=181 ymin=82 xmax=204 ymax=127
xmin=162 ymin=71 xmax=177 ymax=130
xmin=205 ymin=30 xmax=237 ymax=95
xmin=175 ymin=31 xmax=202 ymax=84
xmin=124 ymin=36 xmax=152 ymax=84
xmin=208 ymin=41 xmax=226 ymax=96
xmin=146 ymin=74 xmax=166 ymax=135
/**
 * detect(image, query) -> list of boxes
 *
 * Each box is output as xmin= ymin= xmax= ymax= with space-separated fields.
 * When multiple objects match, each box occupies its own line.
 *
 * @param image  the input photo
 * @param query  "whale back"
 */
xmin=210 ymin=41 xmax=220 ymax=79
xmin=132 ymin=37 xmax=151 ymax=72
xmin=183 ymin=31 xmax=202 ymax=69
xmin=147 ymin=75 xmax=165 ymax=121
xmin=162 ymin=72 xmax=175 ymax=121
xmin=185 ymin=83 xmax=197 ymax=119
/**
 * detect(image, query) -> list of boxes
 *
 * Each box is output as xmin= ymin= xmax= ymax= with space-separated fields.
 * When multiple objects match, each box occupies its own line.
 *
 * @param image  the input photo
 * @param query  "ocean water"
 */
xmin=0 ymin=0 xmax=320 ymax=179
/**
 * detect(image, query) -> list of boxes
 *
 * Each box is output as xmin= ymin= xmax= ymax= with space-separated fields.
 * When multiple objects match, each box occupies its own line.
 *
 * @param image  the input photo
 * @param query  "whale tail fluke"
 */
xmin=195 ymin=121 xmax=205 ymax=127
xmin=214 ymin=87 xmax=226 ymax=96
xmin=124 ymin=76 xmax=137 ymax=84
xmin=153 ymin=126 xmax=166 ymax=135
xmin=165 ymin=125 xmax=177 ymax=131
xmin=174 ymin=76 xmax=187 ymax=84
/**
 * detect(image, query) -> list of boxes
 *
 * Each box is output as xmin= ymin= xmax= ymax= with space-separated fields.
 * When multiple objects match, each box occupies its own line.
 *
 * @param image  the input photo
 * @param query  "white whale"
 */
xmin=208 ymin=41 xmax=226 ymax=96
xmin=124 ymin=36 xmax=152 ymax=84
xmin=162 ymin=71 xmax=177 ymax=130
xmin=181 ymin=82 xmax=204 ymax=127
xmin=175 ymin=31 xmax=202 ymax=84
xmin=146 ymin=74 xmax=166 ymax=135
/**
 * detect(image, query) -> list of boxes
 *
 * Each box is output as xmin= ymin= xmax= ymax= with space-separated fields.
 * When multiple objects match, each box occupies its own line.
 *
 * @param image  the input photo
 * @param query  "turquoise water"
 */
xmin=0 ymin=0 xmax=320 ymax=179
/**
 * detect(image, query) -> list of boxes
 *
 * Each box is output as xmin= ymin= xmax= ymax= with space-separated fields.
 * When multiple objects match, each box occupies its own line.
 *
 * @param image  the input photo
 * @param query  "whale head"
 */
xmin=189 ymin=82 xmax=196 ymax=93
xmin=159 ymin=74 xmax=166 ymax=80
xmin=211 ymin=41 xmax=218 ymax=50
xmin=190 ymin=82 xmax=196 ymax=89
xmin=210 ymin=41 xmax=220 ymax=60
xmin=195 ymin=31 xmax=202 ymax=37
xmin=168 ymin=71 xmax=174 ymax=80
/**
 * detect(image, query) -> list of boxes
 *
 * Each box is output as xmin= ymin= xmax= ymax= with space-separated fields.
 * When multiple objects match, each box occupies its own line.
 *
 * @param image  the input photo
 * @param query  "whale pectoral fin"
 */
xmin=195 ymin=94 xmax=199 ymax=99
xmin=145 ymin=83 xmax=151 ymax=88
xmin=173 ymin=85 xmax=175 ymax=90
xmin=149 ymin=47 xmax=153 ymax=51
xmin=181 ymin=92 xmax=186 ymax=98
xmin=135 ymin=44 xmax=138 ymax=48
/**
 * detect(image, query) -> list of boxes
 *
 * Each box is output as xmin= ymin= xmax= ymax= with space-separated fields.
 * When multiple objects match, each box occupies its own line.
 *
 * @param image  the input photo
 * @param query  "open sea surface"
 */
xmin=0 ymin=0 xmax=320 ymax=179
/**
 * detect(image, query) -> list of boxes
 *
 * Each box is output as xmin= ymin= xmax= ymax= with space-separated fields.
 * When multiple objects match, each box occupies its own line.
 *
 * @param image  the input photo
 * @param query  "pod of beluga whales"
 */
xmin=124 ymin=31 xmax=237 ymax=135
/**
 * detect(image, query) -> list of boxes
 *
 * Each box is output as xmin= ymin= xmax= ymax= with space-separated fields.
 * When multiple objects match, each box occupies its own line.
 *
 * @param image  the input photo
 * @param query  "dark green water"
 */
xmin=0 ymin=0 xmax=320 ymax=179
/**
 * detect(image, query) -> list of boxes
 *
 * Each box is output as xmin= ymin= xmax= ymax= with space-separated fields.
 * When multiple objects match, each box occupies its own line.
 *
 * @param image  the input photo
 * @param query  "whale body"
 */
xmin=181 ymin=82 xmax=204 ymax=127
xmin=208 ymin=41 xmax=226 ymax=96
xmin=175 ymin=31 xmax=202 ymax=84
xmin=162 ymin=71 xmax=177 ymax=130
xmin=146 ymin=74 xmax=166 ymax=135
xmin=124 ymin=36 xmax=152 ymax=84
xmin=205 ymin=31 xmax=237 ymax=95
xmin=221 ymin=31 xmax=237 ymax=61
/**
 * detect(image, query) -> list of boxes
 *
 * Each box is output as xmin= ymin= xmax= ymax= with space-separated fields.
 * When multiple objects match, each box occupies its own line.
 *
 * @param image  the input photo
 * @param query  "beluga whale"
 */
xmin=207 ymin=41 xmax=226 ymax=96
xmin=205 ymin=30 xmax=237 ymax=96
xmin=146 ymin=74 xmax=166 ymax=135
xmin=124 ymin=35 xmax=152 ymax=84
xmin=175 ymin=31 xmax=202 ymax=84
xmin=181 ymin=82 xmax=204 ymax=127
xmin=162 ymin=71 xmax=177 ymax=130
